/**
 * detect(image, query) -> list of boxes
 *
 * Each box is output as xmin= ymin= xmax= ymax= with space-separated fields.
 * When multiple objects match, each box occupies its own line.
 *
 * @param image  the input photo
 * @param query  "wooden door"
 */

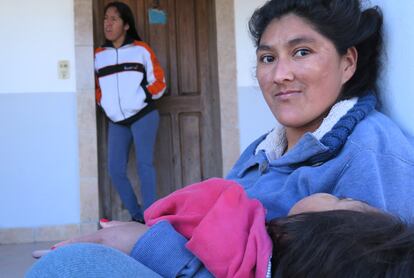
xmin=93 ymin=0 xmax=223 ymax=220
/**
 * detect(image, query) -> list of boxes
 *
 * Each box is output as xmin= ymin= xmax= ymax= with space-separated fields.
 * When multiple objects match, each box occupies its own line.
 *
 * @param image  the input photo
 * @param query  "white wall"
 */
xmin=234 ymin=0 xmax=274 ymax=151
xmin=0 ymin=0 xmax=76 ymax=93
xmin=0 ymin=93 xmax=80 ymax=228
xmin=235 ymin=0 xmax=264 ymax=87
xmin=371 ymin=0 xmax=414 ymax=136
xmin=0 ymin=0 xmax=80 ymax=229
xmin=234 ymin=0 xmax=414 ymax=152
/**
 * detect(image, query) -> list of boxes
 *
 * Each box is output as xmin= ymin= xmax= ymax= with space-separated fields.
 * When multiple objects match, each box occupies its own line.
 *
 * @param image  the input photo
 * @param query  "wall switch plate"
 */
xmin=58 ymin=60 xmax=70 ymax=79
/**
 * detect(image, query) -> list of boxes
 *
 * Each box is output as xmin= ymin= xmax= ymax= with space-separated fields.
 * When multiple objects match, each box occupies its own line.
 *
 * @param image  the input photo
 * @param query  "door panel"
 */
xmin=93 ymin=0 xmax=222 ymax=220
xmin=176 ymin=0 xmax=198 ymax=93
xmin=180 ymin=113 xmax=202 ymax=186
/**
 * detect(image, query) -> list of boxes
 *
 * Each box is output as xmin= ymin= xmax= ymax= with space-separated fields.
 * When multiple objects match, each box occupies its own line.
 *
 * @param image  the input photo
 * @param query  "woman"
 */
xmin=27 ymin=0 xmax=414 ymax=277
xmin=225 ymin=0 xmax=413 ymax=221
xmin=96 ymin=2 xmax=166 ymax=222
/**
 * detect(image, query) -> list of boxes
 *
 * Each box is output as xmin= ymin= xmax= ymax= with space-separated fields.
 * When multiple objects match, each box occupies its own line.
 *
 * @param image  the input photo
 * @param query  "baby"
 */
xmin=268 ymin=194 xmax=413 ymax=277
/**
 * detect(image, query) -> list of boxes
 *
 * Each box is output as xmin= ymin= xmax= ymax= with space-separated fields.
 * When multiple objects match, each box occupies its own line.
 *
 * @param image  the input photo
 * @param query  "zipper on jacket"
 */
xmin=116 ymin=48 xmax=126 ymax=119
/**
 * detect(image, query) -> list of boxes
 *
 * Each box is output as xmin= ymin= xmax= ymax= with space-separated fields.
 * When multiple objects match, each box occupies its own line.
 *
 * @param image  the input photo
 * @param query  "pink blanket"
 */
xmin=144 ymin=178 xmax=272 ymax=278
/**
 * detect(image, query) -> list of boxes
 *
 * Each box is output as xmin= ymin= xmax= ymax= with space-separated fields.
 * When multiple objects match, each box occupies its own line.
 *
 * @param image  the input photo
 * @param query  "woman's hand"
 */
xmin=52 ymin=221 xmax=148 ymax=255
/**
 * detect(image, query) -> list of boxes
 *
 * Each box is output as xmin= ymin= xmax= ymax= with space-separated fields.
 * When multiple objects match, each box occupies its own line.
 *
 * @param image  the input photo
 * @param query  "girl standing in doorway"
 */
xmin=95 ymin=1 xmax=166 ymax=222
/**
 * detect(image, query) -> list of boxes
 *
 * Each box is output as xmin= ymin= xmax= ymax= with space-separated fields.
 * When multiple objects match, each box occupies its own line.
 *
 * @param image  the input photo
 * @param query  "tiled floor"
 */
xmin=0 ymin=241 xmax=56 ymax=278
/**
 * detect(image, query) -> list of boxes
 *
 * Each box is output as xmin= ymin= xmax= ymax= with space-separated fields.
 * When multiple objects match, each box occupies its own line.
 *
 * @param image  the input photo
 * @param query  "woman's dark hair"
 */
xmin=267 ymin=210 xmax=414 ymax=277
xmin=249 ymin=0 xmax=383 ymax=101
xmin=104 ymin=1 xmax=142 ymax=41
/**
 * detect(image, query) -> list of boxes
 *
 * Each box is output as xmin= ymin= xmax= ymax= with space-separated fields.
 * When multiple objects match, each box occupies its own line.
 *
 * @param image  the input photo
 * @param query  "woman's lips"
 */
xmin=275 ymin=90 xmax=301 ymax=99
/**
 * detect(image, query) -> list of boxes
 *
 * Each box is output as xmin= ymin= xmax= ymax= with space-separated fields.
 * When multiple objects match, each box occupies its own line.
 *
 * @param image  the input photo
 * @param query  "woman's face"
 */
xmin=104 ymin=7 xmax=129 ymax=47
xmin=256 ymin=14 xmax=356 ymax=140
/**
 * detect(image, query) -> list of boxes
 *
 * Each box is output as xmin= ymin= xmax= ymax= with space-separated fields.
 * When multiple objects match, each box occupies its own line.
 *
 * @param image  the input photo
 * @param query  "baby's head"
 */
xmin=288 ymin=193 xmax=379 ymax=215
xmin=267 ymin=194 xmax=414 ymax=277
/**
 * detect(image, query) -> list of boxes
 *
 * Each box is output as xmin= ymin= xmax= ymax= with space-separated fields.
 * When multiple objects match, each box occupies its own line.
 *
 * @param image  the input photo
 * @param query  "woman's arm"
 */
xmin=47 ymin=221 xmax=212 ymax=277
xmin=131 ymin=221 xmax=213 ymax=277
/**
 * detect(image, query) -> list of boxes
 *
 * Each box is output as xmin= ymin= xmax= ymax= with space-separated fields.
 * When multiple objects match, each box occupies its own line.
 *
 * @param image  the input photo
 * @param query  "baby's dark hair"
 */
xmin=249 ymin=0 xmax=383 ymax=101
xmin=267 ymin=210 xmax=414 ymax=277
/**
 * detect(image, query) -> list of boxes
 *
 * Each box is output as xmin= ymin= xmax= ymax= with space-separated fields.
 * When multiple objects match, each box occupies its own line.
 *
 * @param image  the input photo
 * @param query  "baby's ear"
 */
xmin=341 ymin=46 xmax=358 ymax=84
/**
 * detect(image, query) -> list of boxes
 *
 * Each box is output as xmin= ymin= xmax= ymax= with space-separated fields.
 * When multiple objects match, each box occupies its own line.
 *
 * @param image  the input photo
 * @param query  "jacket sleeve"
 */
xmin=95 ymin=75 xmax=102 ymax=105
xmin=94 ymin=47 xmax=105 ymax=105
xmin=130 ymin=221 xmax=213 ymax=278
xmin=136 ymin=41 xmax=166 ymax=100
xmin=333 ymin=148 xmax=414 ymax=221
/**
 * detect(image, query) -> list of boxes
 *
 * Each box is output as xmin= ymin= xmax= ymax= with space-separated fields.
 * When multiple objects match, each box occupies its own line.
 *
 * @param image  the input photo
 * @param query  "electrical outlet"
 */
xmin=58 ymin=60 xmax=70 ymax=79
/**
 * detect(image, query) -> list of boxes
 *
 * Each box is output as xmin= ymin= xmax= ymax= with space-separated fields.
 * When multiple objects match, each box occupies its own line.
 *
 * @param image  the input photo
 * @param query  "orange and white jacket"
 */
xmin=95 ymin=38 xmax=166 ymax=124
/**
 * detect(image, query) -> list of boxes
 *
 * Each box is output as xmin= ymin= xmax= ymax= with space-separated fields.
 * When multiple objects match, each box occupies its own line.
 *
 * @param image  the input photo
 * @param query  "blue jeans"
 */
xmin=108 ymin=110 xmax=159 ymax=220
xmin=26 ymin=243 xmax=161 ymax=278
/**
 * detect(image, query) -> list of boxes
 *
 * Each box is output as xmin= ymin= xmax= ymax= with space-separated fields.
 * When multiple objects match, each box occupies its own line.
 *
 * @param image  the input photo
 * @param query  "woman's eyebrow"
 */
xmin=257 ymin=36 xmax=316 ymax=52
xmin=256 ymin=44 xmax=272 ymax=52
xmin=287 ymin=36 xmax=316 ymax=47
